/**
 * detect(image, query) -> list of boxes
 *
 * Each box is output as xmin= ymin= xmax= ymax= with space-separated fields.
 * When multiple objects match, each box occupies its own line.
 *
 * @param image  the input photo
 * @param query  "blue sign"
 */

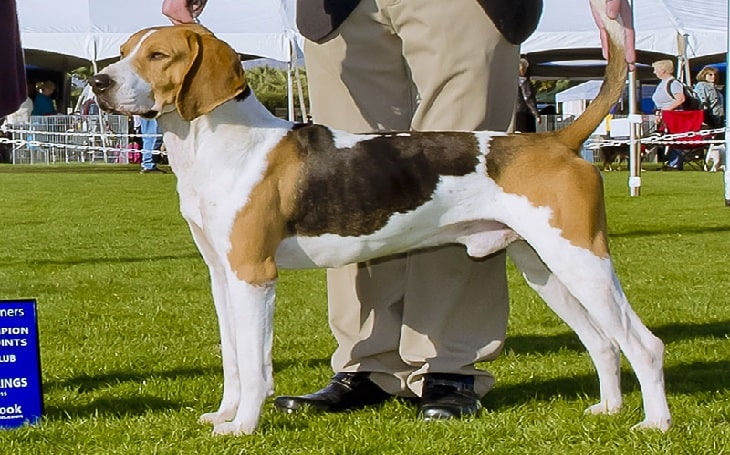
xmin=0 ymin=299 xmax=43 ymax=429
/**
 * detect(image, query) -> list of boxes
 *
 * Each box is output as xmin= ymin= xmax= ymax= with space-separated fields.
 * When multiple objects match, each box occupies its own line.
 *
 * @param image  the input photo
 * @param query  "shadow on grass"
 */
xmin=43 ymin=395 xmax=187 ymax=420
xmin=42 ymin=365 xmax=216 ymax=420
xmin=41 ymin=358 xmax=728 ymax=420
xmin=0 ymin=252 xmax=202 ymax=268
xmin=0 ymin=164 xmax=151 ymax=174
xmin=609 ymin=224 xmax=730 ymax=238
xmin=486 ymin=359 xmax=730 ymax=411
xmin=272 ymin=357 xmax=331 ymax=373
xmin=42 ymin=365 xmax=218 ymax=394
xmin=503 ymin=320 xmax=730 ymax=356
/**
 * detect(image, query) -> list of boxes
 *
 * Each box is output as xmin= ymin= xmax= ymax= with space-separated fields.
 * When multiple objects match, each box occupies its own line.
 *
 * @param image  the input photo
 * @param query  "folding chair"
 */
xmin=658 ymin=110 xmax=710 ymax=170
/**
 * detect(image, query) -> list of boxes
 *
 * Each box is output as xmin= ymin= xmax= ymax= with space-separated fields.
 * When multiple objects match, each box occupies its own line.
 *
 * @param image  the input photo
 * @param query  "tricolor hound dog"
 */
xmin=91 ymin=9 xmax=671 ymax=437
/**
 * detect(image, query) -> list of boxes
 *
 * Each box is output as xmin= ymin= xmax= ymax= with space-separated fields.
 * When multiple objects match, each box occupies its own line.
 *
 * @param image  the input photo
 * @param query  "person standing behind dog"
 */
xmin=0 ymin=0 xmax=27 ymax=119
xmin=515 ymin=57 xmax=542 ymax=132
xmin=694 ymin=65 xmax=724 ymax=128
xmin=163 ymin=0 xmax=636 ymax=420
xmin=139 ymin=117 xmax=166 ymax=174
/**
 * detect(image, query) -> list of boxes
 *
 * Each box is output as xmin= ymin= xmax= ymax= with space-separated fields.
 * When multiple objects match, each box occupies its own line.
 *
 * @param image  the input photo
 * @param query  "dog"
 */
xmin=705 ymin=144 xmax=726 ymax=172
xmin=599 ymin=144 xmax=629 ymax=171
xmin=90 ymin=8 xmax=671 ymax=436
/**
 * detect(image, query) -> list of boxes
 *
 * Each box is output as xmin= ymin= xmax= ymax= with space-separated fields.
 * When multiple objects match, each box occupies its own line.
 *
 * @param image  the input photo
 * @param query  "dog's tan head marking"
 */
xmin=171 ymin=25 xmax=247 ymax=120
xmin=95 ymin=24 xmax=246 ymax=120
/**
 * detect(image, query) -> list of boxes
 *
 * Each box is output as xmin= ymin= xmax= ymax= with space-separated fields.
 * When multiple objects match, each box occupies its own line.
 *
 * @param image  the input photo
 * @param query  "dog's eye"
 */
xmin=148 ymin=52 xmax=168 ymax=61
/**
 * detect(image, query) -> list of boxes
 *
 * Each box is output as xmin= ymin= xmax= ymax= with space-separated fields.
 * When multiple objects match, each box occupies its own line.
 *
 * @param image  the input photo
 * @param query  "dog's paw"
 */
xmin=199 ymin=409 xmax=236 ymax=426
xmin=584 ymin=401 xmax=621 ymax=416
xmin=631 ymin=417 xmax=672 ymax=432
xmin=212 ymin=421 xmax=256 ymax=436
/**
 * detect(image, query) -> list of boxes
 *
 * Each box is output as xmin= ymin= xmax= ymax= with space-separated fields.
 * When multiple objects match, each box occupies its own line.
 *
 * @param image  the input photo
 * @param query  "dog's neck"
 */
xmin=157 ymin=87 xmax=292 ymax=172
xmin=160 ymin=87 xmax=291 ymax=136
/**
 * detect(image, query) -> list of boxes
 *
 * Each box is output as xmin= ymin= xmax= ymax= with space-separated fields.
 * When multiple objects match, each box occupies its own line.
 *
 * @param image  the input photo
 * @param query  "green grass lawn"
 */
xmin=0 ymin=164 xmax=728 ymax=454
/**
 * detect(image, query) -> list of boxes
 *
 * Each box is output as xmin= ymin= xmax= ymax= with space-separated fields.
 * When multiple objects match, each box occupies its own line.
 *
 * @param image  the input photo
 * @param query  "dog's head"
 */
xmin=91 ymin=24 xmax=246 ymax=121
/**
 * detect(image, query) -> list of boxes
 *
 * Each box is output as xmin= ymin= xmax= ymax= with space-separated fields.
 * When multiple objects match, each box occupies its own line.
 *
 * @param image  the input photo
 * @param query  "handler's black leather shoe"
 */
xmin=419 ymin=373 xmax=482 ymax=420
xmin=274 ymin=372 xmax=391 ymax=413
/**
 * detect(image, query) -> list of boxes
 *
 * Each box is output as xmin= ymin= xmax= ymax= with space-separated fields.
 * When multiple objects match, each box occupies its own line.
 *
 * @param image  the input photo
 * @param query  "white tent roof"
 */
xmin=18 ymin=0 xmax=727 ymax=74
xmin=555 ymin=80 xmax=603 ymax=102
xmin=523 ymin=0 xmax=728 ymax=78
xmin=525 ymin=0 xmax=727 ymax=57
xmin=17 ymin=0 xmax=301 ymax=69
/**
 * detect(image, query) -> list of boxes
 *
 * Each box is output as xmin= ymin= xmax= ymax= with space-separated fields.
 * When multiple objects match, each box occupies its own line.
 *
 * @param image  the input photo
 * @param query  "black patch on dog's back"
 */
xmin=287 ymin=125 xmax=480 ymax=236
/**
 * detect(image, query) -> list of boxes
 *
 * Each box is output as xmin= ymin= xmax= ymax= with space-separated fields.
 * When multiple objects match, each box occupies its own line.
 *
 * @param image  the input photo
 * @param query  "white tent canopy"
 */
xmin=18 ymin=0 xmax=726 ymax=75
xmin=17 ymin=0 xmax=301 ymax=69
xmin=555 ymin=80 xmax=603 ymax=103
xmin=555 ymin=80 xmax=604 ymax=118
xmin=523 ymin=0 xmax=728 ymax=79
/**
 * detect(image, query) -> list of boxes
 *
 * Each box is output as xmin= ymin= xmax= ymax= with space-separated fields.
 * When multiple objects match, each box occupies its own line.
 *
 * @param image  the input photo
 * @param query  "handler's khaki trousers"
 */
xmin=303 ymin=0 xmax=518 ymax=398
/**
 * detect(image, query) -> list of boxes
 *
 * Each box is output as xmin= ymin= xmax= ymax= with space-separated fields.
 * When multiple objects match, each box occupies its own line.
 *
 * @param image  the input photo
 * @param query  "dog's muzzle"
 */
xmin=89 ymin=73 xmax=158 ymax=118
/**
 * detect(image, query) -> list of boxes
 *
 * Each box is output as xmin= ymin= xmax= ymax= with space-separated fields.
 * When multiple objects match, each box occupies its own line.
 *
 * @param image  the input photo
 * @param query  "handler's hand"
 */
xmin=590 ymin=0 xmax=636 ymax=70
xmin=162 ymin=0 xmax=205 ymax=24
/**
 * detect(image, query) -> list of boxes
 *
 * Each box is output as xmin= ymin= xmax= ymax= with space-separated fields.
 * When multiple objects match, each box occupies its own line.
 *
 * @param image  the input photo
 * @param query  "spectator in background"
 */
xmin=694 ymin=65 xmax=724 ymax=128
xmin=651 ymin=59 xmax=685 ymax=170
xmin=139 ymin=117 xmax=166 ymax=173
xmin=31 ymin=81 xmax=58 ymax=116
xmin=515 ymin=57 xmax=542 ymax=132
xmin=1 ymin=0 xmax=27 ymax=118
xmin=651 ymin=59 xmax=685 ymax=112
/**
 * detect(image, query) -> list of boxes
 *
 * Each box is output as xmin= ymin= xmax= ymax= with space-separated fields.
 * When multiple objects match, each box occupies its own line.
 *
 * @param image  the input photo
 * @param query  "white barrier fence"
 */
xmin=0 ymin=114 xmax=724 ymax=166
xmin=0 ymin=114 xmax=162 ymax=165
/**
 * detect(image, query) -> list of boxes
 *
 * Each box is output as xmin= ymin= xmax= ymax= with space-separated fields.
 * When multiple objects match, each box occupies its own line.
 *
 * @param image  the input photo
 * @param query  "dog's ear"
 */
xmin=176 ymin=30 xmax=247 ymax=121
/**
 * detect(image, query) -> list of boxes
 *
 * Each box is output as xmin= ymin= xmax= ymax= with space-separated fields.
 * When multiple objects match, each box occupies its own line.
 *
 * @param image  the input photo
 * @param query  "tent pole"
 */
xmin=725 ymin=0 xmax=730 ymax=206
xmin=286 ymin=37 xmax=295 ymax=121
xmin=287 ymin=60 xmax=294 ymax=122
xmin=91 ymin=48 xmax=108 ymax=164
xmin=291 ymin=39 xmax=308 ymax=122
xmin=627 ymin=0 xmax=640 ymax=197
xmin=628 ymin=72 xmax=640 ymax=196
xmin=673 ymin=33 xmax=689 ymax=82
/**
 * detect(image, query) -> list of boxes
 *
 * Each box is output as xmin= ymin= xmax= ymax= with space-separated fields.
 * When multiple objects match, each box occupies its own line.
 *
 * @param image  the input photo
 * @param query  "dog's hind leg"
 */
xmin=507 ymin=241 xmax=623 ymax=415
xmin=499 ymin=160 xmax=670 ymax=431
xmin=524 ymin=239 xmax=671 ymax=431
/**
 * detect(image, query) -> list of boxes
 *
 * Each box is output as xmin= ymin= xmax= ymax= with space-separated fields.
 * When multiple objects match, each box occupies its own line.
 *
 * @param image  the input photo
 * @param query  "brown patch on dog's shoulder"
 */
xmin=227 ymin=136 xmax=304 ymax=285
xmin=288 ymin=125 xmax=481 ymax=236
xmin=488 ymin=134 xmax=610 ymax=258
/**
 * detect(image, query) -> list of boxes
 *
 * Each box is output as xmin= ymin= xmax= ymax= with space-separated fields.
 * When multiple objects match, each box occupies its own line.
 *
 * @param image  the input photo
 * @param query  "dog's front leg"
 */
xmin=211 ymin=277 xmax=276 ymax=436
xmin=184 ymin=222 xmax=242 ymax=426
xmin=198 ymin=264 xmax=241 ymax=425
xmin=507 ymin=241 xmax=623 ymax=415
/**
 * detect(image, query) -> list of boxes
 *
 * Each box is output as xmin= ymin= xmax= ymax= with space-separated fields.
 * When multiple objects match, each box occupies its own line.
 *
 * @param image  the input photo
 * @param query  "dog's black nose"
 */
xmin=90 ymin=74 xmax=113 ymax=93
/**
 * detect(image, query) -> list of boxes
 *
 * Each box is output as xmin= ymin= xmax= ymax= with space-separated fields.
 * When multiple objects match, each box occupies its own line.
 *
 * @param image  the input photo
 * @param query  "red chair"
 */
xmin=658 ymin=110 xmax=710 ymax=170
